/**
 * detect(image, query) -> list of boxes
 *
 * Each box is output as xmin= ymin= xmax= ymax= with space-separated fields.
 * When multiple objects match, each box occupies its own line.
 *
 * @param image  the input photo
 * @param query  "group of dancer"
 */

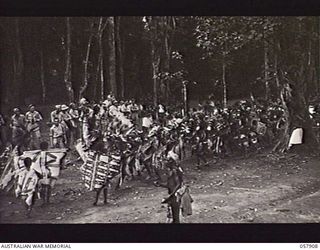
xmin=0 ymin=94 xmax=290 ymax=222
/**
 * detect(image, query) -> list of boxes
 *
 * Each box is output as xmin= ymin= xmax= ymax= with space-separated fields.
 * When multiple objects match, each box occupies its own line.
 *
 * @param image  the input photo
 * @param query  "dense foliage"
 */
xmin=0 ymin=17 xmax=319 ymax=114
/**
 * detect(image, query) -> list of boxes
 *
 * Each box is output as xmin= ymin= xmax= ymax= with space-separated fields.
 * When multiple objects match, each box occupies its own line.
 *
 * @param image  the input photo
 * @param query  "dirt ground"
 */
xmin=1 ymin=150 xmax=320 ymax=224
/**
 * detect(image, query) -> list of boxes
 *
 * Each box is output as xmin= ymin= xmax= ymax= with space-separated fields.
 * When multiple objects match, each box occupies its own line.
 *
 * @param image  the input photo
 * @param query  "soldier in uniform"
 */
xmin=49 ymin=118 xmax=67 ymax=148
xmin=25 ymin=104 xmax=43 ymax=149
xmin=50 ymin=105 xmax=61 ymax=123
xmin=79 ymin=99 xmax=94 ymax=147
xmin=68 ymin=102 xmax=80 ymax=147
xmin=10 ymin=108 xmax=27 ymax=149
xmin=59 ymin=104 xmax=72 ymax=147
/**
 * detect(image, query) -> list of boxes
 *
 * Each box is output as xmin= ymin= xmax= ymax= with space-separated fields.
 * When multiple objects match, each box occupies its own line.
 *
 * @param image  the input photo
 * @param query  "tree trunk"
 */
xmin=99 ymin=37 xmax=105 ymax=101
xmin=306 ymin=23 xmax=317 ymax=99
xmin=182 ymin=82 xmax=188 ymax=116
xmin=264 ymin=39 xmax=270 ymax=100
xmin=64 ymin=17 xmax=74 ymax=103
xmin=116 ymin=17 xmax=125 ymax=99
xmin=80 ymin=20 xmax=95 ymax=100
xmin=274 ymin=50 xmax=280 ymax=89
xmin=222 ymin=52 xmax=227 ymax=108
xmin=151 ymin=38 xmax=160 ymax=112
xmin=273 ymin=58 xmax=319 ymax=153
xmin=12 ymin=51 xmax=18 ymax=105
xmin=93 ymin=61 xmax=98 ymax=101
xmin=108 ymin=17 xmax=117 ymax=98
xmin=163 ymin=17 xmax=172 ymax=106
xmin=40 ymin=46 xmax=46 ymax=104
xmin=272 ymin=82 xmax=291 ymax=153
xmin=14 ymin=18 xmax=24 ymax=105
xmin=273 ymin=79 xmax=318 ymax=153
xmin=272 ymin=18 xmax=319 ymax=154
xmin=273 ymin=37 xmax=281 ymax=103
xmin=97 ymin=17 xmax=108 ymax=101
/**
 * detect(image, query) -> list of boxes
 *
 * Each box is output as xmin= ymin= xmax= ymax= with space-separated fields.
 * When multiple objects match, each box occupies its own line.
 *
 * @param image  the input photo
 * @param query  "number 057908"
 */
xmin=300 ymin=244 xmax=318 ymax=248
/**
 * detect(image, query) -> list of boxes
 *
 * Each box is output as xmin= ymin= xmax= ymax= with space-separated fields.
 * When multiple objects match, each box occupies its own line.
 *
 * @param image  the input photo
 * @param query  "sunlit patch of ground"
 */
xmin=1 ymin=151 xmax=320 ymax=223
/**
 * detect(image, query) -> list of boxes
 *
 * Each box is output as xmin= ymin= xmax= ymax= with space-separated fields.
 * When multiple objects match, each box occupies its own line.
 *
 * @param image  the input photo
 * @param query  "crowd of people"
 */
xmin=1 ymin=94 xmax=313 ymax=223
xmin=0 ymin=97 xmax=288 ymax=161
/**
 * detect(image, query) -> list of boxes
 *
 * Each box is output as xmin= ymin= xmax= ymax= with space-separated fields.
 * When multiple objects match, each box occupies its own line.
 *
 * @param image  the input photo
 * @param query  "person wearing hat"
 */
xmin=58 ymin=104 xmax=72 ymax=146
xmin=79 ymin=102 xmax=94 ymax=147
xmin=79 ymin=98 xmax=90 ymax=108
xmin=50 ymin=105 xmax=61 ymax=123
xmin=102 ymin=99 xmax=111 ymax=108
xmin=154 ymin=155 xmax=184 ymax=223
xmin=25 ymin=104 xmax=43 ymax=149
xmin=10 ymin=108 xmax=27 ymax=149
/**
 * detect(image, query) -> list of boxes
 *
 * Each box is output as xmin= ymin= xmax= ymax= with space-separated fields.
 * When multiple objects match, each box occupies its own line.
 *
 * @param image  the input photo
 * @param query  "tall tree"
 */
xmin=115 ymin=16 xmax=125 ymax=99
xmin=108 ymin=17 xmax=117 ymax=98
xmin=195 ymin=17 xmax=249 ymax=107
xmin=80 ymin=18 xmax=95 ymax=100
xmin=272 ymin=17 xmax=319 ymax=153
xmin=97 ymin=17 xmax=108 ymax=101
xmin=64 ymin=17 xmax=74 ymax=102
xmin=264 ymin=38 xmax=270 ymax=100
xmin=38 ymin=18 xmax=46 ymax=104
xmin=40 ymin=40 xmax=46 ymax=104
xmin=160 ymin=16 xmax=176 ymax=105
xmin=13 ymin=18 xmax=24 ymax=105
xmin=143 ymin=16 xmax=162 ymax=110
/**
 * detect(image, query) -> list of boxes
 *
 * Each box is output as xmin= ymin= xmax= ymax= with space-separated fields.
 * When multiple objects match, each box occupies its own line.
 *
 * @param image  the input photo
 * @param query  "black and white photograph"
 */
xmin=1 ymin=16 xmax=320 ymax=227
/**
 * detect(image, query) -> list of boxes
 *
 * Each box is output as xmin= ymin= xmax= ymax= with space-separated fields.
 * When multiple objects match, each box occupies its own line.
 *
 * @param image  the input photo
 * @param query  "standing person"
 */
xmin=142 ymin=113 xmax=153 ymax=135
xmin=38 ymin=141 xmax=54 ymax=206
xmin=20 ymin=157 xmax=39 ymax=217
xmin=154 ymin=155 xmax=184 ymax=223
xmin=50 ymin=105 xmax=61 ymax=123
xmin=119 ymin=100 xmax=126 ymax=114
xmin=25 ymin=104 xmax=43 ymax=150
xmin=108 ymin=99 xmax=118 ymax=116
xmin=100 ymin=102 xmax=110 ymax=133
xmin=158 ymin=104 xmax=166 ymax=125
xmin=129 ymin=100 xmax=139 ymax=124
xmin=49 ymin=118 xmax=67 ymax=148
xmin=68 ymin=102 xmax=80 ymax=146
xmin=59 ymin=104 xmax=72 ymax=147
xmin=79 ymin=99 xmax=94 ymax=147
xmin=10 ymin=108 xmax=27 ymax=149
xmin=92 ymin=104 xmax=102 ymax=131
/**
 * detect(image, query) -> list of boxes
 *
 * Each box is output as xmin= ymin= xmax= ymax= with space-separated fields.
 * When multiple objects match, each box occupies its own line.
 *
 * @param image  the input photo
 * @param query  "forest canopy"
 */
xmin=0 ymin=16 xmax=319 ymax=111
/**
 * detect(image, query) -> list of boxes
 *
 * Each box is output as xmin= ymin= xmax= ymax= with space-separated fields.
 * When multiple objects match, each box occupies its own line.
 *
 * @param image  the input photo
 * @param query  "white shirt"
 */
xmin=142 ymin=117 xmax=153 ymax=128
xmin=50 ymin=124 xmax=65 ymax=138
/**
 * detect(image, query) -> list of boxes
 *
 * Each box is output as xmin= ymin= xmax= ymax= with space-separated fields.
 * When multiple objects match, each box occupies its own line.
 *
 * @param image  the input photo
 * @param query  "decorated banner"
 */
xmin=81 ymin=151 xmax=122 ymax=191
xmin=0 ymin=148 xmax=67 ymax=192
